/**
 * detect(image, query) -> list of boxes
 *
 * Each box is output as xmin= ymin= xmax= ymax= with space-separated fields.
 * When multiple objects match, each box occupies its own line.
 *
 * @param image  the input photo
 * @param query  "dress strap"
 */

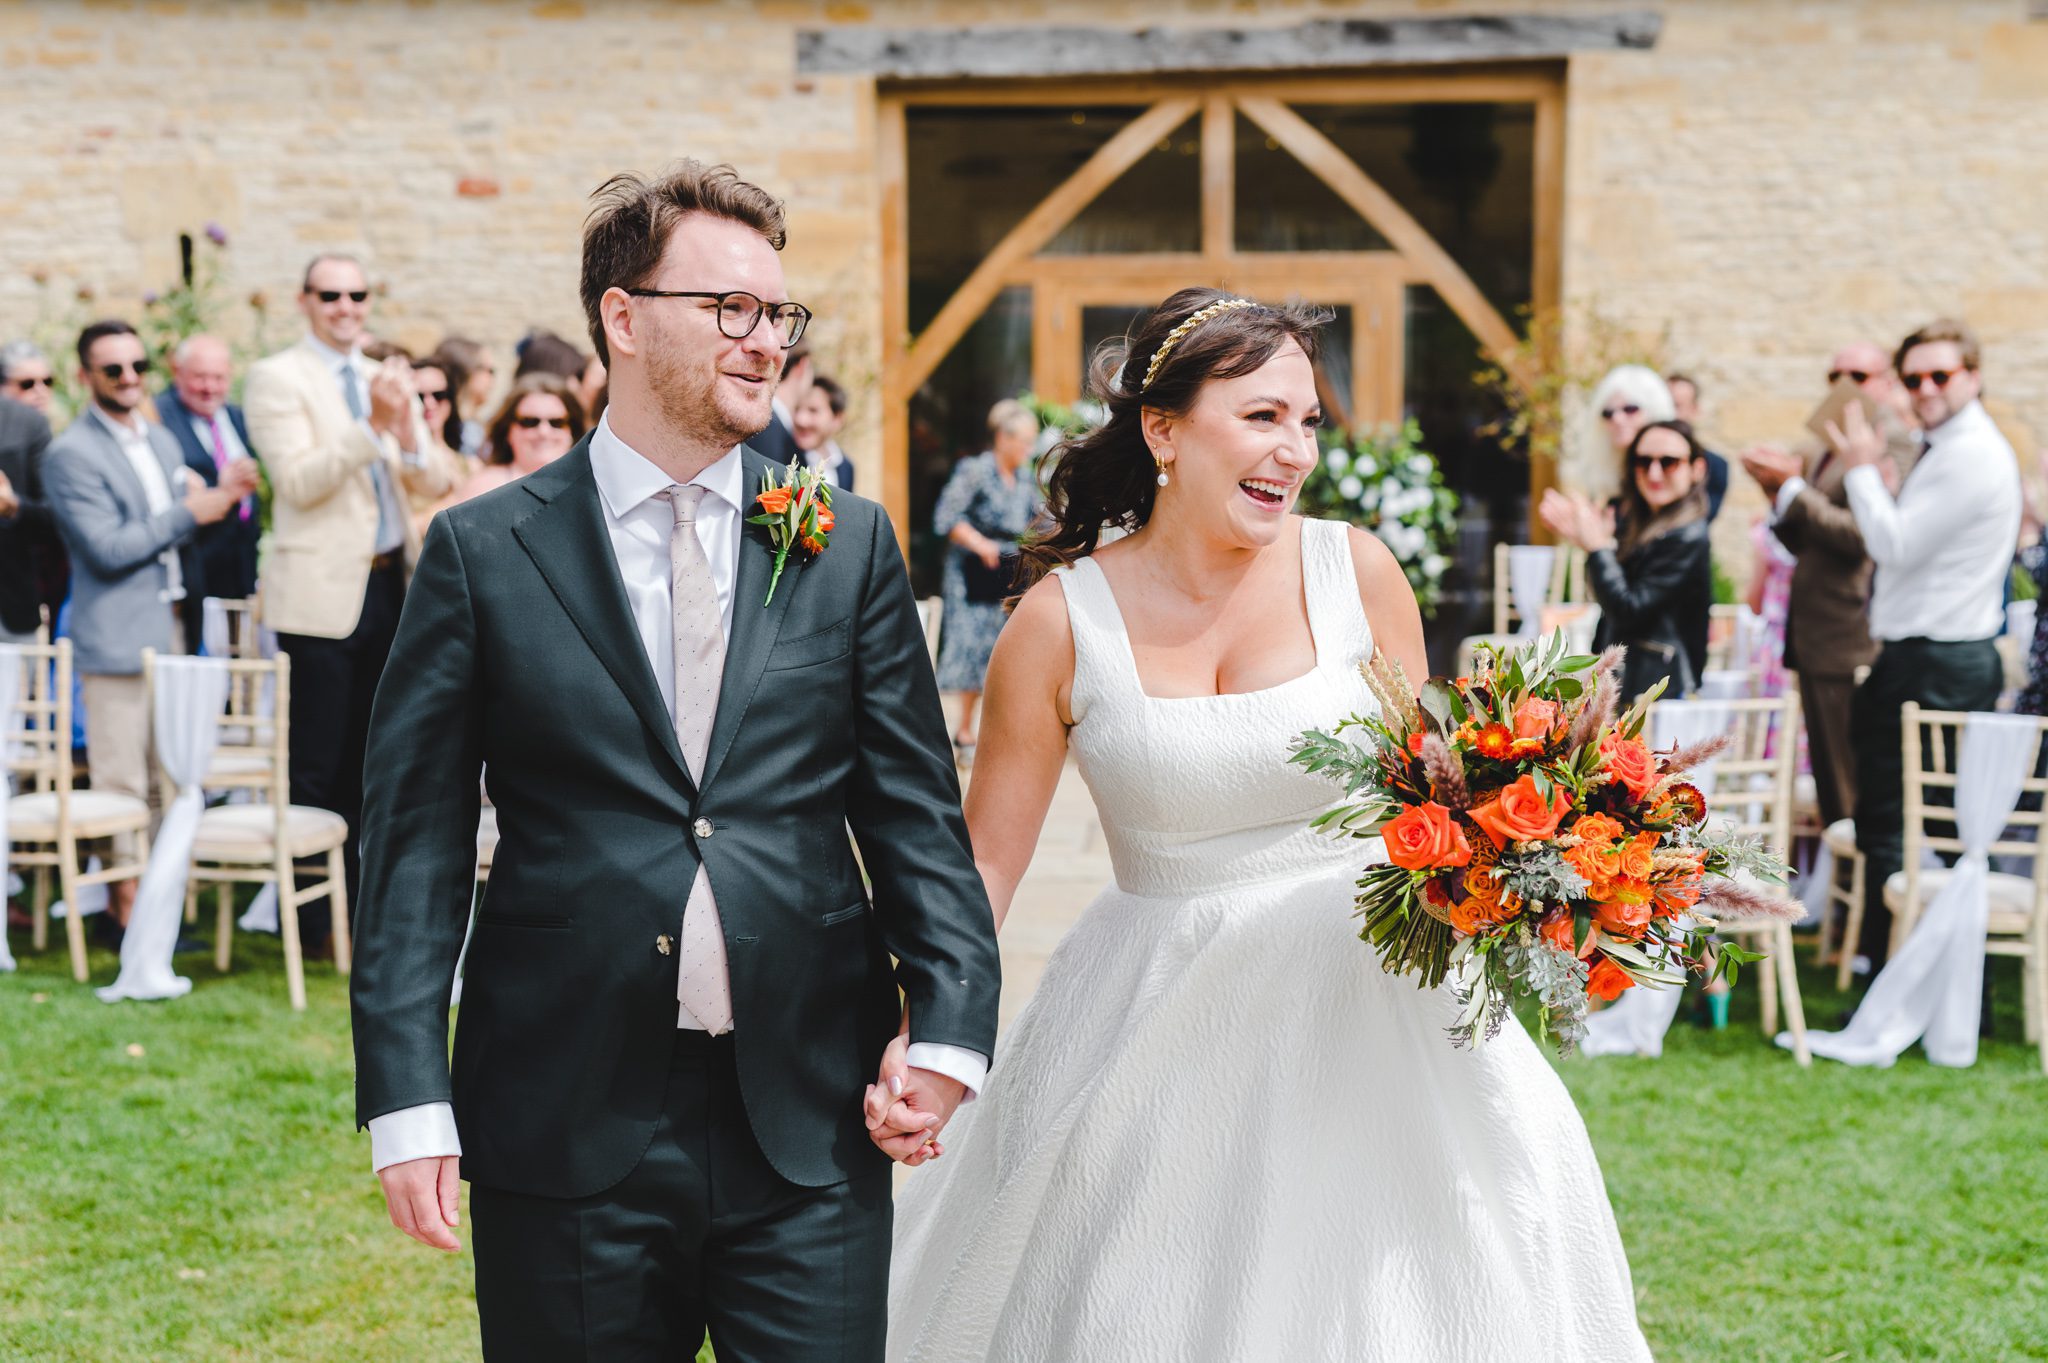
xmin=1050 ymin=557 xmax=1137 ymax=724
xmin=1301 ymin=517 xmax=1376 ymax=671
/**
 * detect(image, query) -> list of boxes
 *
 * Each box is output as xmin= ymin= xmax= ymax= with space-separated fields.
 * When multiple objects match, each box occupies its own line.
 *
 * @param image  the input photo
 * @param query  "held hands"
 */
xmin=220 ymin=457 xmax=261 ymax=498
xmin=864 ymin=1032 xmax=967 ymax=1168
xmin=377 ymin=1154 xmax=463 ymax=1252
xmin=182 ymin=481 xmax=241 ymax=526
xmin=1537 ymin=487 xmax=1616 ymax=554
xmin=1739 ymin=444 xmax=1801 ymax=498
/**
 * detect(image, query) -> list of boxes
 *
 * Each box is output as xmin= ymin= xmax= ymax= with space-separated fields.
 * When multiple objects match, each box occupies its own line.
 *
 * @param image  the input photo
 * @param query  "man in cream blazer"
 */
xmin=244 ymin=254 xmax=463 ymax=950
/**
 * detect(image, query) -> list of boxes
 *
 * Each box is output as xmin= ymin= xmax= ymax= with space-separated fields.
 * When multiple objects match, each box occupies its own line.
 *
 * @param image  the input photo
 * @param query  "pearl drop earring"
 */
xmin=1154 ymin=458 xmax=1170 ymax=488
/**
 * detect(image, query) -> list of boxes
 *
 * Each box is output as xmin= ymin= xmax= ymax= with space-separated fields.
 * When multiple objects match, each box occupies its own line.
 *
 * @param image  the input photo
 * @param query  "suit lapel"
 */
xmin=700 ymin=448 xmax=801 ymax=793
xmin=511 ymin=443 xmax=697 ymax=797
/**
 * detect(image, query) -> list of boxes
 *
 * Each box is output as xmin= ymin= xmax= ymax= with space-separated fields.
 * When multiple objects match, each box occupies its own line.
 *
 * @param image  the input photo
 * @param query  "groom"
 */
xmin=350 ymin=161 xmax=1001 ymax=1360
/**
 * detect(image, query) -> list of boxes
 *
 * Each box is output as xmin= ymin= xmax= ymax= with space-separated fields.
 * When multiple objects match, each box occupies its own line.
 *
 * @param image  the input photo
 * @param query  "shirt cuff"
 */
xmin=905 ymin=1041 xmax=989 ymax=1101
xmin=368 ymin=1102 xmax=463 ymax=1173
xmin=1842 ymin=463 xmax=1884 ymax=497
xmin=1773 ymin=477 xmax=1806 ymax=519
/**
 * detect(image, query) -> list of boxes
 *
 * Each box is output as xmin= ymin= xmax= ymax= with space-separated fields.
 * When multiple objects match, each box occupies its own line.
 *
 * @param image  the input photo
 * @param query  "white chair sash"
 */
xmin=1579 ymin=700 xmax=1732 ymax=1056
xmin=97 ymin=657 xmax=230 ymax=1003
xmin=1507 ymin=545 xmax=1555 ymax=640
xmin=1794 ymin=711 xmax=2038 ymax=1068
xmin=0 ymin=646 xmax=21 ymax=972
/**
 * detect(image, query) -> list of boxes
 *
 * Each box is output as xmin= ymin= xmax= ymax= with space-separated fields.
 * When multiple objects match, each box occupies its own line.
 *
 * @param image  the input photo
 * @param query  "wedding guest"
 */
xmin=754 ymin=337 xmax=811 ymax=463
xmin=431 ymin=334 xmax=496 ymax=457
xmin=1740 ymin=342 xmax=1921 ymax=832
xmin=1664 ymin=371 xmax=1730 ymax=520
xmin=434 ymin=373 xmax=584 ymax=513
xmin=243 ymin=254 xmax=465 ymax=948
xmin=45 ymin=320 xmax=254 ymax=924
xmin=934 ymin=398 xmax=1042 ymax=759
xmin=156 ymin=335 xmax=262 ymax=645
xmin=0 ymin=388 xmax=55 ymax=643
xmin=408 ymin=358 xmax=472 ymax=538
xmin=1832 ymin=319 xmax=2019 ymax=972
xmin=1540 ymin=419 xmax=1712 ymax=702
xmin=1 ymin=341 xmax=57 ymax=416
xmin=791 ymin=373 xmax=854 ymax=491
xmin=1588 ymin=365 xmax=1673 ymax=491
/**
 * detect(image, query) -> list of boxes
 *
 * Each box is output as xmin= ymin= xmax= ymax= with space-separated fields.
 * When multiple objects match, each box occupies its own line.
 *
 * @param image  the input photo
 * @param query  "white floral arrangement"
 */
xmin=1301 ymin=420 xmax=1461 ymax=618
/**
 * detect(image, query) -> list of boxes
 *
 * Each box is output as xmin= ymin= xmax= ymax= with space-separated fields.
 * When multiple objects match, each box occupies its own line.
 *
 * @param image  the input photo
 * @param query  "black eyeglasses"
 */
xmin=1631 ymin=454 xmax=1688 ymax=474
xmin=1600 ymin=403 xmax=1642 ymax=421
xmin=1827 ymin=369 xmax=1874 ymax=386
xmin=417 ymin=388 xmax=451 ymax=404
xmin=10 ymin=376 xmax=52 ymax=392
xmin=310 ymin=289 xmax=370 ymax=304
xmin=1902 ymin=368 xmax=1969 ymax=391
xmin=97 ymin=358 xmax=152 ymax=381
xmin=513 ymin=415 xmax=571 ymax=430
xmin=624 ymin=289 xmax=811 ymax=348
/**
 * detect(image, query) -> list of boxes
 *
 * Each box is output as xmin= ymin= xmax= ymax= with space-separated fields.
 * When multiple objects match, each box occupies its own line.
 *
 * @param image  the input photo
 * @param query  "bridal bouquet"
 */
xmin=1288 ymin=633 xmax=1793 ymax=1055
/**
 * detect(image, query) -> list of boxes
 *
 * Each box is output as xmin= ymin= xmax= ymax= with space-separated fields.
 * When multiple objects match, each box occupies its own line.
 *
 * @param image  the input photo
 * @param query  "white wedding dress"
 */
xmin=889 ymin=519 xmax=1651 ymax=1363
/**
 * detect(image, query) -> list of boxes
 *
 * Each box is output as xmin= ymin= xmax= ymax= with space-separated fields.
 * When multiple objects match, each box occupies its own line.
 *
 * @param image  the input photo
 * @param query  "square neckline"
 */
xmin=1078 ymin=519 xmax=1331 ymax=704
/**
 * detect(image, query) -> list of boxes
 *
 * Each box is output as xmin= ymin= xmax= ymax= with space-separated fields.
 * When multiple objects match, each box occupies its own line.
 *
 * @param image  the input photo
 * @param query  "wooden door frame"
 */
xmin=878 ymin=67 xmax=1565 ymax=533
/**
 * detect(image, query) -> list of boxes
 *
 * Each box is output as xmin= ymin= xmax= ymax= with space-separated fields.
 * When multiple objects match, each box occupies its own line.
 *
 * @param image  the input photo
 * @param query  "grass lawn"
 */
xmin=4 ymin=928 xmax=2045 ymax=1361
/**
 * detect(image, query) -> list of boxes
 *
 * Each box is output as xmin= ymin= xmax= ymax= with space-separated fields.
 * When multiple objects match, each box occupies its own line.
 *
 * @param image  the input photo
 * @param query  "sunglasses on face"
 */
xmin=513 ymin=415 xmax=571 ymax=430
xmin=417 ymin=388 xmax=451 ymax=404
xmin=98 ymin=358 xmax=152 ymax=381
xmin=1631 ymin=454 xmax=1688 ymax=474
xmin=310 ymin=289 xmax=370 ymax=304
xmin=1902 ymin=369 xmax=1968 ymax=392
xmin=1600 ymin=404 xmax=1642 ymax=421
xmin=10 ymin=376 xmax=53 ymax=392
xmin=1827 ymin=369 xmax=1874 ymax=386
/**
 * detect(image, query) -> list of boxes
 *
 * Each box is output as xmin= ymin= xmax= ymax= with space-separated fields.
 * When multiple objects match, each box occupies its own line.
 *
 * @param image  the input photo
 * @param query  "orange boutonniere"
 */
xmin=747 ymin=460 xmax=834 ymax=605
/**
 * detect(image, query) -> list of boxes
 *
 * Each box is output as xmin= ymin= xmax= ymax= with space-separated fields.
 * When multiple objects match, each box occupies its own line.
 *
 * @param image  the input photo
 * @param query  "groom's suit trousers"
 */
xmin=471 ymin=1030 xmax=891 ymax=1362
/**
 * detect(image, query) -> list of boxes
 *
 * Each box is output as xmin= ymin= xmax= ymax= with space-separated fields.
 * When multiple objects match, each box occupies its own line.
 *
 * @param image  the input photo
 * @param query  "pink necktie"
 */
xmin=661 ymin=485 xmax=734 ymax=1034
xmin=208 ymin=413 xmax=251 ymax=522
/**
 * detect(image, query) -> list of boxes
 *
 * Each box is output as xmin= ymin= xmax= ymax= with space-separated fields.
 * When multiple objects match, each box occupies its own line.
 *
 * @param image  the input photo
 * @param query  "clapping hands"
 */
xmin=1537 ymin=487 xmax=1616 ymax=554
xmin=864 ymin=1032 xmax=966 ymax=1168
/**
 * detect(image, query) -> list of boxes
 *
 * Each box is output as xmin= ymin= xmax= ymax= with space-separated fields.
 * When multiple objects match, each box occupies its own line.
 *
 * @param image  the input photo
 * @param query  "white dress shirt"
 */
xmin=88 ymin=405 xmax=184 ymax=603
xmin=1843 ymin=400 xmax=2019 ymax=643
xmin=369 ymin=414 xmax=985 ymax=1172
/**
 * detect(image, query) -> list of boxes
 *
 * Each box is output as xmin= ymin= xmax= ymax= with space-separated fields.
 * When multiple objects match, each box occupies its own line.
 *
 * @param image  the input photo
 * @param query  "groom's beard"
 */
xmin=649 ymin=342 xmax=776 ymax=452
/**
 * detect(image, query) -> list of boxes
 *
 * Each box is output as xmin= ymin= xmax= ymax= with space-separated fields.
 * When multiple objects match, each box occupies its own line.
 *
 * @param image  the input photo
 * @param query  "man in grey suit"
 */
xmin=0 ymin=393 xmax=57 ymax=644
xmin=44 ymin=320 xmax=255 ymax=924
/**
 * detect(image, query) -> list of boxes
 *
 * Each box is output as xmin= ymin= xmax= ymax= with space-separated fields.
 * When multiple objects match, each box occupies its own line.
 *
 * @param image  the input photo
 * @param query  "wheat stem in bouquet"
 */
xmin=1289 ymin=630 xmax=1793 ymax=1055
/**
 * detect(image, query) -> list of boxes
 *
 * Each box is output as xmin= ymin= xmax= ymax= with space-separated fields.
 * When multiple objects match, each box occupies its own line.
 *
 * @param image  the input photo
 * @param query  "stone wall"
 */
xmin=4 ymin=0 xmax=2045 ymax=548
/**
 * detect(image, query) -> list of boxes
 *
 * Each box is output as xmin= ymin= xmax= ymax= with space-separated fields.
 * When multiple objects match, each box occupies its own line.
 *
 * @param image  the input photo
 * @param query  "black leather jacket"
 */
xmin=1588 ymin=518 xmax=1712 ymax=702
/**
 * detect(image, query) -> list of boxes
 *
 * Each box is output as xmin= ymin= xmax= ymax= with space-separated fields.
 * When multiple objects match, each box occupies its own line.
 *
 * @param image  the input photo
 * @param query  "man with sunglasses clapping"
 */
xmin=243 ymin=255 xmax=465 ymax=958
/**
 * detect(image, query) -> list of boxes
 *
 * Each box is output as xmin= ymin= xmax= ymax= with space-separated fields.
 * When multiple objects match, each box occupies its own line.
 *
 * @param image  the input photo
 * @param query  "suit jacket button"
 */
xmin=655 ymin=934 xmax=673 ymax=956
xmin=693 ymin=818 xmax=714 ymax=839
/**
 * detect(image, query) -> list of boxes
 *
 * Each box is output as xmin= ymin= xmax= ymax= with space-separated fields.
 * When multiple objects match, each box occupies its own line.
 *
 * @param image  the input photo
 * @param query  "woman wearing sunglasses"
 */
xmin=1586 ymin=364 xmax=1676 ymax=487
xmin=1540 ymin=419 xmax=1713 ymax=703
xmin=430 ymin=373 xmax=587 ymax=517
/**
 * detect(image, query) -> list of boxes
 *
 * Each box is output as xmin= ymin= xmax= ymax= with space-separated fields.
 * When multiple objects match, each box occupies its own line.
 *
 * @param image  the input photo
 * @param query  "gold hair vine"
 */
xmin=1141 ymin=297 xmax=1257 ymax=391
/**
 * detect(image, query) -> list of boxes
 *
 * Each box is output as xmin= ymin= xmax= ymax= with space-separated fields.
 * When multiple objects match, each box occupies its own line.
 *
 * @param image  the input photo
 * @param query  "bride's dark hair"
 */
xmin=1019 ymin=287 xmax=1331 ymax=591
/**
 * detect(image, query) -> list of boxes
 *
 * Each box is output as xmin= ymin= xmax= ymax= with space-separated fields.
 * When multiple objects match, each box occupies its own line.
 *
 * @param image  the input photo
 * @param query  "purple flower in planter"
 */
xmin=204 ymin=221 xmax=228 ymax=246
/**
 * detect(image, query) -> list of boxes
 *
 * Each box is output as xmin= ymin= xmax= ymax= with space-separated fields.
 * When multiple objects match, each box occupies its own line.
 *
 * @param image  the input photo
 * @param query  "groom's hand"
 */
xmin=864 ymin=1035 xmax=966 ymax=1167
xmin=378 ymin=1155 xmax=463 ymax=1252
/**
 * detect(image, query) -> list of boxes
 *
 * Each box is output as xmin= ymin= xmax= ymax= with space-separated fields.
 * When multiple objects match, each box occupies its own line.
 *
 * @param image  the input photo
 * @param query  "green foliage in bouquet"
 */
xmin=1290 ymin=632 xmax=1793 ymax=1055
xmin=1296 ymin=421 xmax=1460 ymax=618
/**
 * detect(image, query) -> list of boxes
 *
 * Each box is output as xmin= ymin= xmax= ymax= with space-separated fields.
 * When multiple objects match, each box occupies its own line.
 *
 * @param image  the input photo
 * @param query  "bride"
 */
xmin=875 ymin=288 xmax=1651 ymax=1362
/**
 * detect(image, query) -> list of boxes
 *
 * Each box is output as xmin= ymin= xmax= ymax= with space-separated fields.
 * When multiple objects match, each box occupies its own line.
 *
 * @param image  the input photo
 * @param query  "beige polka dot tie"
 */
xmin=661 ymin=485 xmax=733 ymax=1034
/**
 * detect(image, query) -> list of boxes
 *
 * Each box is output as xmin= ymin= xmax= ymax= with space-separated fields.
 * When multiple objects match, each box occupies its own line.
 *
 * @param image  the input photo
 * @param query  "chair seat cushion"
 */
xmin=1822 ymin=818 xmax=1859 ymax=859
xmin=206 ymin=752 xmax=273 ymax=780
xmin=1883 ymin=868 xmax=2036 ymax=936
xmin=7 ymin=790 xmax=152 ymax=842
xmin=193 ymin=804 xmax=349 ymax=861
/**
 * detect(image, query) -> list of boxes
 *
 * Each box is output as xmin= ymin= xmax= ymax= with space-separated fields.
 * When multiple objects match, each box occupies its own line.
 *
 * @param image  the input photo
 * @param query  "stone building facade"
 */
xmin=4 ymin=0 xmax=2044 ymax=576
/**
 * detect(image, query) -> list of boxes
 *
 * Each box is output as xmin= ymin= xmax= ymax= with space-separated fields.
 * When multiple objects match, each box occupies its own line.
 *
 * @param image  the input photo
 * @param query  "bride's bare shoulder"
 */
xmin=987 ymin=573 xmax=1080 ymax=725
xmin=1340 ymin=525 xmax=1428 ymax=677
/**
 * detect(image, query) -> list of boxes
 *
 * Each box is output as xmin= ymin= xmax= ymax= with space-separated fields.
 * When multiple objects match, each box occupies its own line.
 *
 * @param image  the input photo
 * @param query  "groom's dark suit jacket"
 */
xmin=351 ymin=437 xmax=1001 ymax=1199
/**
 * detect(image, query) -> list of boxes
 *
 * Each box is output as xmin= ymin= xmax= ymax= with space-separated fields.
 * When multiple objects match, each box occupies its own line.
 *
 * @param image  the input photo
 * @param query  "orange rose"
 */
xmin=1600 ymin=732 xmax=1657 ymax=799
xmin=1467 ymin=775 xmax=1573 ymax=850
xmin=1382 ymin=802 xmax=1473 ymax=872
xmin=1540 ymin=910 xmax=1575 ymax=954
xmin=1451 ymin=894 xmax=1517 ymax=936
xmin=1616 ymin=831 xmax=1658 ymax=881
xmin=1586 ymin=956 xmax=1635 ymax=1001
xmin=1571 ymin=812 xmax=1625 ymax=847
xmin=1511 ymin=697 xmax=1559 ymax=742
xmin=1593 ymin=895 xmax=1651 ymax=940
xmin=757 ymin=486 xmax=794 ymax=515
